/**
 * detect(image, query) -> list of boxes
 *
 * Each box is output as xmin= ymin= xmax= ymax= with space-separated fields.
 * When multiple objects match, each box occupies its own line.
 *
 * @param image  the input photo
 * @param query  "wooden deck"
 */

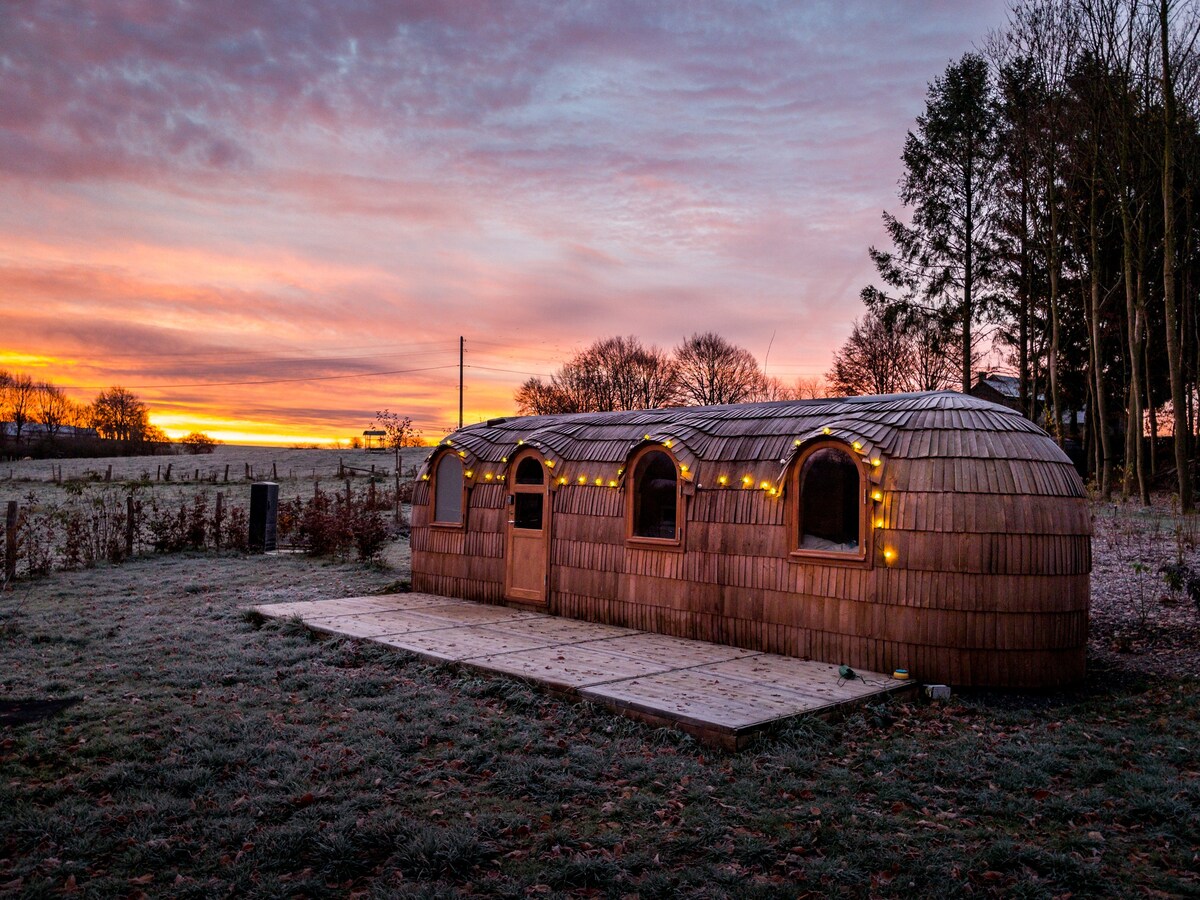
xmin=253 ymin=593 xmax=914 ymax=749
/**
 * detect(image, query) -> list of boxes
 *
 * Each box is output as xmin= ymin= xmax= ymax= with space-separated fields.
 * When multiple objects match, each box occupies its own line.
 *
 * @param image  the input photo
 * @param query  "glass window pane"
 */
xmin=633 ymin=451 xmax=677 ymax=539
xmin=799 ymin=447 xmax=859 ymax=551
xmin=514 ymin=492 xmax=543 ymax=529
xmin=515 ymin=457 xmax=543 ymax=485
xmin=434 ymin=455 xmax=463 ymax=523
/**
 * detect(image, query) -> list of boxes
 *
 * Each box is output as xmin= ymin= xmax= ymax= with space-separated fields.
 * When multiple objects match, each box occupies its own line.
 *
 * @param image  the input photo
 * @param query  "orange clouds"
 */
xmin=0 ymin=1 xmax=1010 ymax=442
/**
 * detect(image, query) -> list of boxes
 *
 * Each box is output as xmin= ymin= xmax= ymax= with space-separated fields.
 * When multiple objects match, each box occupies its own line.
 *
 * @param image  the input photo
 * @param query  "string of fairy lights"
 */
xmin=420 ymin=424 xmax=900 ymax=565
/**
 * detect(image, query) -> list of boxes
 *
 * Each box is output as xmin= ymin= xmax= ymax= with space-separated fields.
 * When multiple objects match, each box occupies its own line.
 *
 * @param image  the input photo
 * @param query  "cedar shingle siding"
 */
xmin=411 ymin=391 xmax=1089 ymax=688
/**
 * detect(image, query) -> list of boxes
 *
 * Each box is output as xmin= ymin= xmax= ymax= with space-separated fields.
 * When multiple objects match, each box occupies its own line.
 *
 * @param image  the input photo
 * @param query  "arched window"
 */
xmin=629 ymin=448 xmax=681 ymax=542
xmin=511 ymin=456 xmax=545 ymax=530
xmin=792 ymin=443 xmax=865 ymax=557
xmin=433 ymin=453 xmax=464 ymax=525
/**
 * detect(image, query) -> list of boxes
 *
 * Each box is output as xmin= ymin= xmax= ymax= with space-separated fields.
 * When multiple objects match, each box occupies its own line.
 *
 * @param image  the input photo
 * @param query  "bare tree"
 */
xmin=34 ymin=382 xmax=71 ymax=438
xmin=827 ymin=313 xmax=918 ymax=397
xmin=673 ymin=332 xmax=765 ymax=406
xmin=374 ymin=409 xmax=422 ymax=448
xmin=6 ymin=373 xmax=35 ymax=440
xmin=792 ymin=375 xmax=828 ymax=399
xmin=515 ymin=377 xmax=576 ymax=415
xmin=90 ymin=386 xmax=150 ymax=444
xmin=516 ymin=336 xmax=676 ymax=414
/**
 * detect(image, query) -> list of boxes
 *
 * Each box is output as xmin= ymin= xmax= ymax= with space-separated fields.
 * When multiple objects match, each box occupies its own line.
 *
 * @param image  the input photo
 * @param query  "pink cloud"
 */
xmin=0 ymin=0 xmax=1011 ymax=437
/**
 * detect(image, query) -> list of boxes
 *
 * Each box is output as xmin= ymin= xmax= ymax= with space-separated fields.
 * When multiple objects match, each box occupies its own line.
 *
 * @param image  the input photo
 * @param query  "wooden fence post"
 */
xmin=214 ymin=492 xmax=224 ymax=550
xmin=105 ymin=464 xmax=112 ymax=482
xmin=125 ymin=496 xmax=135 ymax=559
xmin=272 ymin=462 xmax=277 ymax=480
xmin=224 ymin=464 xmax=229 ymax=483
xmin=4 ymin=501 xmax=17 ymax=588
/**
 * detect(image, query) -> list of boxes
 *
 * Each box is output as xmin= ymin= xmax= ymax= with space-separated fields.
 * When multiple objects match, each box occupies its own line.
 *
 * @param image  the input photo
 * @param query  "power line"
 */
xmin=466 ymin=364 xmax=553 ymax=378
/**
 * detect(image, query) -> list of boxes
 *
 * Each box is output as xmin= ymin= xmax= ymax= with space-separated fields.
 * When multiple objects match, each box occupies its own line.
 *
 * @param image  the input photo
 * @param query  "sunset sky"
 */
xmin=1 ymin=1 xmax=1010 ymax=445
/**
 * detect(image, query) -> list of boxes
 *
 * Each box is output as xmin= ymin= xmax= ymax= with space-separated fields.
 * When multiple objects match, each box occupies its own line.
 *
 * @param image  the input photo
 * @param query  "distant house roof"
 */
xmin=977 ymin=373 xmax=1021 ymax=398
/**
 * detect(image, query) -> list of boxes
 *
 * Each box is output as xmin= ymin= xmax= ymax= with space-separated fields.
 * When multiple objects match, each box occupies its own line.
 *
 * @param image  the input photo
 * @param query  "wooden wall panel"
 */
xmin=410 ymin=391 xmax=1094 ymax=689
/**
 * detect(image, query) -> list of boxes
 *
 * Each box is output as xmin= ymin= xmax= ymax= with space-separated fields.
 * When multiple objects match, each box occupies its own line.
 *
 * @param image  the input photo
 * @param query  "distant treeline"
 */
xmin=0 ymin=372 xmax=173 ymax=459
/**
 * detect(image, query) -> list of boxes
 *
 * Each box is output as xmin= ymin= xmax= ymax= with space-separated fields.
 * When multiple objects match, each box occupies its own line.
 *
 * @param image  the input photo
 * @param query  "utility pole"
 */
xmin=458 ymin=335 xmax=464 ymax=430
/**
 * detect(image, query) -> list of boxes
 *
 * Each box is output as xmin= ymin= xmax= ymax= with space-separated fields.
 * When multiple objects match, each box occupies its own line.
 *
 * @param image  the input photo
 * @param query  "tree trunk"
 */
xmin=1162 ymin=0 xmax=1193 ymax=510
xmin=1089 ymin=167 xmax=1113 ymax=497
xmin=962 ymin=163 xmax=974 ymax=394
xmin=1020 ymin=173 xmax=1032 ymax=418
xmin=1119 ymin=199 xmax=1147 ymax=503
xmin=1048 ymin=177 xmax=1064 ymax=445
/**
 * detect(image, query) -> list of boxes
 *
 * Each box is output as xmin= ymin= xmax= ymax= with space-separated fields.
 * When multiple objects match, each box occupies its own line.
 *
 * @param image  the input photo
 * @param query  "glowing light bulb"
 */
xmin=558 ymin=476 xmax=567 ymax=485
xmin=871 ymin=458 xmax=881 ymax=467
xmin=501 ymin=456 xmax=508 ymax=463
xmin=883 ymin=548 xmax=896 ymax=563
xmin=759 ymin=481 xmax=770 ymax=490
xmin=664 ymin=440 xmax=673 ymax=448
xmin=421 ymin=474 xmax=429 ymax=480
xmin=875 ymin=518 xmax=884 ymax=528
xmin=852 ymin=441 xmax=862 ymax=452
xmin=578 ymin=475 xmax=587 ymax=484
xmin=718 ymin=475 xmax=728 ymax=486
xmin=594 ymin=477 xmax=603 ymax=486
xmin=680 ymin=464 xmax=689 ymax=473
xmin=458 ymin=450 xmax=466 ymax=458
xmin=465 ymin=470 xmax=473 ymax=478
xmin=769 ymin=487 xmax=778 ymax=496
xmin=822 ymin=427 xmax=831 ymax=435
xmin=485 ymin=473 xmax=494 ymax=481
xmin=794 ymin=439 xmax=802 ymax=446
xmin=742 ymin=475 xmax=753 ymax=486
xmin=608 ymin=480 xmax=618 ymax=488
xmin=545 ymin=460 xmax=554 ymax=468
xmin=517 ymin=439 xmax=524 ymax=445
xmin=871 ymin=490 xmax=883 ymax=502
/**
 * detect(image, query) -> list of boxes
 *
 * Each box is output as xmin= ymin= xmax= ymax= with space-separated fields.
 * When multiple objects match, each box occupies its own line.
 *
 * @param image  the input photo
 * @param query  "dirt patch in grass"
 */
xmin=0 ymin=539 xmax=1198 ymax=897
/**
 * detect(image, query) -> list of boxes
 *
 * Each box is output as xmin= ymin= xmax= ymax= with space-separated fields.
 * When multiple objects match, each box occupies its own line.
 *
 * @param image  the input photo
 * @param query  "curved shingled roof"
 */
xmin=420 ymin=390 xmax=1083 ymax=498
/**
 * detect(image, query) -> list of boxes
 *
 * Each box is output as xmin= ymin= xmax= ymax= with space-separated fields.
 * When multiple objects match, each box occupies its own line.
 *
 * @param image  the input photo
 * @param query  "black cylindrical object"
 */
xmin=248 ymin=481 xmax=279 ymax=552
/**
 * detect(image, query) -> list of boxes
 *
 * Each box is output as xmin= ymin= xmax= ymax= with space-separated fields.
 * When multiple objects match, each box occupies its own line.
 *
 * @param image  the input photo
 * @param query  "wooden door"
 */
xmin=504 ymin=452 xmax=550 ymax=604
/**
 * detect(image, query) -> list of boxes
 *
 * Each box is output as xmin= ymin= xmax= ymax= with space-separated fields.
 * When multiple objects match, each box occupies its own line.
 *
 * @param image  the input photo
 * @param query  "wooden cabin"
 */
xmin=411 ymin=391 xmax=1090 ymax=689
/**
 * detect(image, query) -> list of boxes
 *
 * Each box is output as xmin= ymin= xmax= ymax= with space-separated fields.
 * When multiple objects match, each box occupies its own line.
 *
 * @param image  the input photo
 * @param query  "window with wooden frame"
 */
xmin=432 ymin=451 xmax=466 ymax=527
xmin=789 ymin=441 xmax=868 ymax=563
xmin=511 ymin=455 xmax=546 ymax=530
xmin=626 ymin=446 xmax=684 ymax=548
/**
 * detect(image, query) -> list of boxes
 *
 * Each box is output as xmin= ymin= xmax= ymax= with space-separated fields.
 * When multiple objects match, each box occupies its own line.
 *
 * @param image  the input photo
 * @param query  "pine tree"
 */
xmin=864 ymin=53 xmax=1001 ymax=392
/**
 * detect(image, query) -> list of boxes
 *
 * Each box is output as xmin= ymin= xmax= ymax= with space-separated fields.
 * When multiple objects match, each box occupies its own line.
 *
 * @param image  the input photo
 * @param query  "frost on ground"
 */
xmin=1 ymin=507 xmax=1198 ymax=897
xmin=1088 ymin=499 xmax=1200 ymax=679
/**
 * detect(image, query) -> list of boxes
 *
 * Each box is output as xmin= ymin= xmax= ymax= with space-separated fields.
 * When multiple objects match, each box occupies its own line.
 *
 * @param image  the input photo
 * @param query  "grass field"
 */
xmin=2 ymin=445 xmax=432 ymax=507
xmin=1 ymin=506 xmax=1199 ymax=896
